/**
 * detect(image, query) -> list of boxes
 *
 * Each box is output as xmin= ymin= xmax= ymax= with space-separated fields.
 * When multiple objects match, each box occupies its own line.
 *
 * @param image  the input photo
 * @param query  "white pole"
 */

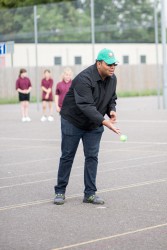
xmin=66 ymin=47 xmax=69 ymax=66
xmin=161 ymin=0 xmax=167 ymax=109
xmin=26 ymin=48 xmax=30 ymax=68
xmin=34 ymin=5 xmax=39 ymax=111
xmin=154 ymin=0 xmax=161 ymax=109
xmin=91 ymin=0 xmax=95 ymax=63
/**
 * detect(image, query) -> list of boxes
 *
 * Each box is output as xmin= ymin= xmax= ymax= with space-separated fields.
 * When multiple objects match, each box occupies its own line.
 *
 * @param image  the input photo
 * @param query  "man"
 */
xmin=54 ymin=48 xmax=120 ymax=205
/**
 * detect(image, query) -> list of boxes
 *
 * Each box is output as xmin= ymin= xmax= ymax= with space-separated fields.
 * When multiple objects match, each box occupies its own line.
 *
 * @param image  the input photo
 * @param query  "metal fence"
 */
xmin=0 ymin=1 xmax=163 ymax=101
xmin=0 ymin=0 xmax=156 ymax=44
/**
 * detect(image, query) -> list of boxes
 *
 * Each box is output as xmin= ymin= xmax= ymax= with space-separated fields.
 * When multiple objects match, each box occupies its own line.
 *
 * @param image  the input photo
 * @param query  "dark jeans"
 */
xmin=54 ymin=117 xmax=104 ymax=197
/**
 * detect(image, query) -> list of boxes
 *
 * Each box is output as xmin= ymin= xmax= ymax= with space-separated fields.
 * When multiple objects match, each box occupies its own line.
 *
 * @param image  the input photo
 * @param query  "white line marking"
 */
xmin=0 ymin=199 xmax=53 ymax=211
xmin=96 ymin=206 xmax=106 ymax=209
xmin=1 ymin=151 xmax=166 ymax=168
xmin=97 ymin=178 xmax=167 ymax=194
xmin=98 ymin=159 xmax=167 ymax=173
xmin=0 ymin=177 xmax=167 ymax=211
xmin=0 ymin=137 xmax=60 ymax=142
xmin=0 ymin=157 xmax=167 ymax=183
xmin=1 ymin=161 xmax=167 ymax=189
xmin=102 ymin=140 xmax=167 ymax=145
xmin=118 ymin=120 xmax=167 ymax=123
xmin=96 ymin=153 xmax=167 ymax=167
xmin=0 ymin=178 xmax=55 ymax=189
xmin=0 ymin=157 xmax=58 ymax=166
xmin=0 ymin=170 xmax=55 ymax=180
xmin=52 ymin=223 xmax=167 ymax=250
xmin=0 ymin=145 xmax=60 ymax=153
xmin=1 ymin=137 xmax=167 ymax=145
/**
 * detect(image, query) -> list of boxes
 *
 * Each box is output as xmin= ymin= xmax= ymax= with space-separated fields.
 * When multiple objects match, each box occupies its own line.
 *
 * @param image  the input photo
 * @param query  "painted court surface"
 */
xmin=0 ymin=96 xmax=167 ymax=250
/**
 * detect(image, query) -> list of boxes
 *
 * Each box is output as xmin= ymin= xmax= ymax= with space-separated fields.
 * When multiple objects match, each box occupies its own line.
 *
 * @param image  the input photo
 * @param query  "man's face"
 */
xmin=97 ymin=61 xmax=116 ymax=79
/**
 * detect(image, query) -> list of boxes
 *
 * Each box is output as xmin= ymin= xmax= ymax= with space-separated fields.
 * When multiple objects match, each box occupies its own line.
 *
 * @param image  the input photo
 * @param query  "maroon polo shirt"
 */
xmin=16 ymin=77 xmax=32 ymax=90
xmin=55 ymin=80 xmax=72 ymax=107
xmin=41 ymin=78 xmax=53 ymax=101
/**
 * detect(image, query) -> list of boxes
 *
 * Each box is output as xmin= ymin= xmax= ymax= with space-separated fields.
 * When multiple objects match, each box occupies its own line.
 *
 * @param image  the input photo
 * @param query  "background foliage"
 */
xmin=0 ymin=0 xmax=158 ymax=43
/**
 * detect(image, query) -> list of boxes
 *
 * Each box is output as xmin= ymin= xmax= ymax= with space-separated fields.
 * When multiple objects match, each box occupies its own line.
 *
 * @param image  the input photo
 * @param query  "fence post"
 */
xmin=34 ymin=5 xmax=40 ymax=110
xmin=161 ymin=0 xmax=167 ymax=109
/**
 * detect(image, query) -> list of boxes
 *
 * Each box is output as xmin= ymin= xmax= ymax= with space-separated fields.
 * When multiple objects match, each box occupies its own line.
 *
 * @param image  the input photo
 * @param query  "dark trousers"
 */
xmin=54 ymin=117 xmax=104 ymax=197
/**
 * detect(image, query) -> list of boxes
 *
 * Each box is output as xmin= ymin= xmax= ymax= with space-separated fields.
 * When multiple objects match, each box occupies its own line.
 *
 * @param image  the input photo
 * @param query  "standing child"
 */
xmin=41 ymin=69 xmax=54 ymax=122
xmin=55 ymin=67 xmax=73 ymax=113
xmin=16 ymin=68 xmax=32 ymax=122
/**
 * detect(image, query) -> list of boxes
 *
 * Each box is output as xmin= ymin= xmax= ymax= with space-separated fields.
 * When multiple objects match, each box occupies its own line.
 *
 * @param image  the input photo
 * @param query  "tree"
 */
xmin=82 ymin=0 xmax=155 ymax=42
xmin=37 ymin=1 xmax=91 ymax=42
xmin=113 ymin=0 xmax=155 ymax=42
xmin=0 ymin=0 xmax=158 ymax=43
xmin=0 ymin=0 xmax=71 ymax=9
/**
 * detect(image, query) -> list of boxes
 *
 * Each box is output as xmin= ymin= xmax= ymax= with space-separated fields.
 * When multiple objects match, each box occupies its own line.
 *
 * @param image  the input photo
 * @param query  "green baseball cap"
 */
xmin=97 ymin=48 xmax=118 ymax=65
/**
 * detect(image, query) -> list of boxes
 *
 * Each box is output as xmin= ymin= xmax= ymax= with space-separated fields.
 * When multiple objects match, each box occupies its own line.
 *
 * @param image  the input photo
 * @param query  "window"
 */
xmin=54 ymin=56 xmax=62 ymax=65
xmin=75 ymin=56 xmax=82 ymax=65
xmin=140 ymin=55 xmax=146 ymax=64
xmin=123 ymin=55 xmax=129 ymax=64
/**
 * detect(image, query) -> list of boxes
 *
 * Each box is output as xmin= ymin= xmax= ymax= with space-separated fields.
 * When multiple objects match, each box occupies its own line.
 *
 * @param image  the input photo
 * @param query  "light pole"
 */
xmin=91 ymin=0 xmax=95 ymax=63
xmin=161 ymin=0 xmax=167 ymax=109
xmin=34 ymin=5 xmax=40 ymax=110
xmin=154 ymin=0 xmax=161 ymax=109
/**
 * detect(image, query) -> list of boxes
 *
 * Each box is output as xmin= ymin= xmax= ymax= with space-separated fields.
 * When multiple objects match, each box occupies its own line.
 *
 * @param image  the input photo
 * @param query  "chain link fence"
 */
xmin=0 ymin=0 xmax=156 ymax=43
xmin=0 ymin=0 xmax=163 ymax=101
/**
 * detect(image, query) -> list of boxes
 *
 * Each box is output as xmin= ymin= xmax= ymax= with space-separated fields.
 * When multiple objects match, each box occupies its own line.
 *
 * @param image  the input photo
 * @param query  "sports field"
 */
xmin=0 ymin=96 xmax=167 ymax=250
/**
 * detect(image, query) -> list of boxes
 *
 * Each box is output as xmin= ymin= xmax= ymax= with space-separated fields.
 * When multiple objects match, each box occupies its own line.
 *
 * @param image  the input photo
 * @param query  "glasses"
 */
xmin=104 ymin=62 xmax=117 ymax=67
xmin=96 ymin=60 xmax=118 ymax=67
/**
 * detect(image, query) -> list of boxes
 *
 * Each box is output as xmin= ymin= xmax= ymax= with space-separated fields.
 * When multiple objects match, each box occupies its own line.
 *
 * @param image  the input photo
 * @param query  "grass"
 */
xmin=117 ymin=89 xmax=161 ymax=98
xmin=0 ymin=96 xmax=37 ymax=105
xmin=0 ymin=98 xmax=19 ymax=105
xmin=0 ymin=90 xmax=161 ymax=104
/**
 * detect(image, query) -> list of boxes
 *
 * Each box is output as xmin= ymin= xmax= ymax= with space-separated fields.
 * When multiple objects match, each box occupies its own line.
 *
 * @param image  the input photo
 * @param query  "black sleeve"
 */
xmin=73 ymin=75 xmax=104 ymax=126
xmin=107 ymin=77 xmax=117 ymax=117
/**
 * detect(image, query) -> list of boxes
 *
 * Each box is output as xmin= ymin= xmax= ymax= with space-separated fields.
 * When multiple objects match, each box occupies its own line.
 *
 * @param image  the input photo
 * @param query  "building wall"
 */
xmin=3 ymin=43 xmax=163 ymax=67
xmin=0 ymin=43 xmax=162 ymax=99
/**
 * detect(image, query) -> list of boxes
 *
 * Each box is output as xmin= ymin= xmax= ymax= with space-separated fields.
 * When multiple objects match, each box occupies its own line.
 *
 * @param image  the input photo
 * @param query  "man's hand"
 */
xmin=110 ymin=111 xmax=117 ymax=124
xmin=102 ymin=119 xmax=121 ymax=135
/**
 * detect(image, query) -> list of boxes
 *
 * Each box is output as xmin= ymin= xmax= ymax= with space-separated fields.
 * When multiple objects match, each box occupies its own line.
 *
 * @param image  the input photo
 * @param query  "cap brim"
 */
xmin=104 ymin=58 xmax=118 ymax=65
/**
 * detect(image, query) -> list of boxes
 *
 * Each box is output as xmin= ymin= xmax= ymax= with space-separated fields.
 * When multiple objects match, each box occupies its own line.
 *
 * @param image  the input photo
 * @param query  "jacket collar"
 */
xmin=92 ymin=63 xmax=114 ymax=83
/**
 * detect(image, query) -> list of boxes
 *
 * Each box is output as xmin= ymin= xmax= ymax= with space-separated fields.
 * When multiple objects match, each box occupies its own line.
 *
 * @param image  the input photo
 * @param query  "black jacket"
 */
xmin=60 ymin=64 xmax=117 ymax=130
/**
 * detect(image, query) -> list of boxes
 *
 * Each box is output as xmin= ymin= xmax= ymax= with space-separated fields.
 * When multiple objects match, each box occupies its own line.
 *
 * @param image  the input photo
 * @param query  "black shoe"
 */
xmin=83 ymin=195 xmax=104 ymax=205
xmin=54 ymin=193 xmax=65 ymax=205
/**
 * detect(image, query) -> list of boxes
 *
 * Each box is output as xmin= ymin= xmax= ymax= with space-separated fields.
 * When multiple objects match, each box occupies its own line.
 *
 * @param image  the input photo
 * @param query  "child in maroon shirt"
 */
xmin=16 ymin=68 xmax=32 ymax=122
xmin=55 ymin=68 xmax=73 ymax=113
xmin=41 ymin=69 xmax=54 ymax=122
